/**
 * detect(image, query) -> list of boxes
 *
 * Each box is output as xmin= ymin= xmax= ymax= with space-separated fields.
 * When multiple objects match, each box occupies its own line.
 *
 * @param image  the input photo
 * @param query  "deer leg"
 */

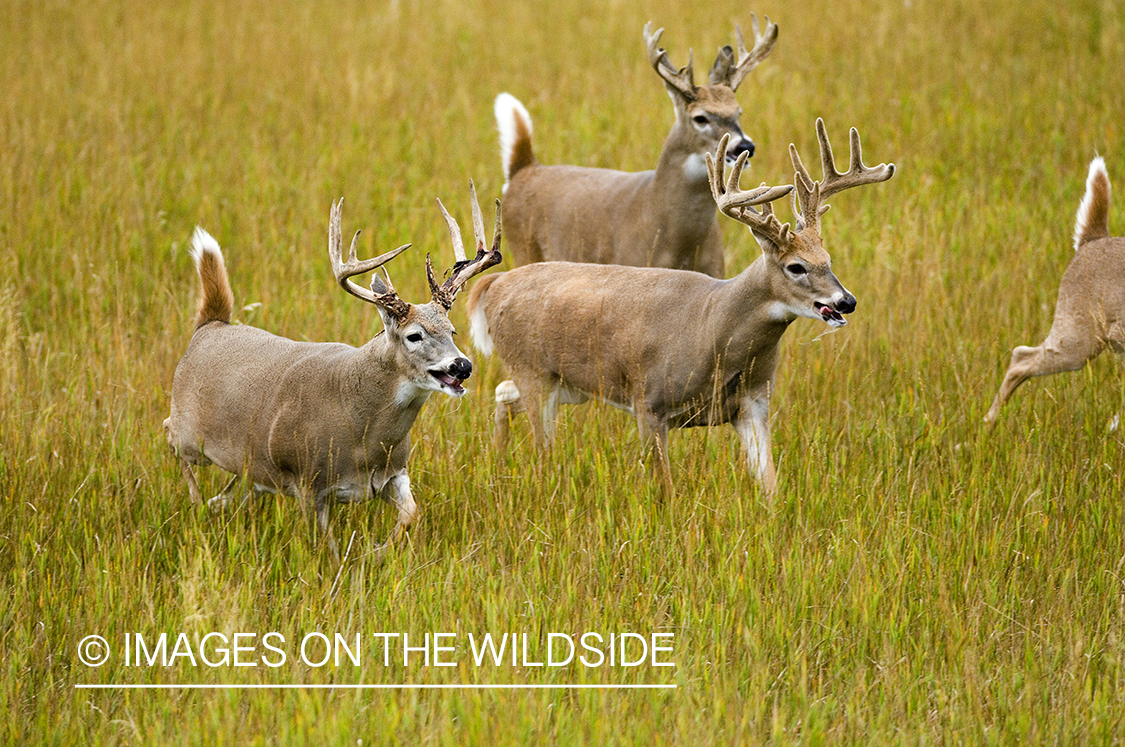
xmin=985 ymin=341 xmax=1097 ymax=425
xmin=636 ymin=411 xmax=674 ymax=493
xmin=205 ymin=474 xmax=243 ymax=513
xmin=314 ymin=491 xmax=341 ymax=566
xmin=493 ymin=380 xmax=525 ymax=449
xmin=177 ymin=456 xmax=204 ymax=505
xmin=735 ymin=392 xmax=777 ymax=497
xmin=511 ymin=377 xmax=553 ymax=450
xmin=375 ymin=474 xmax=417 ymax=562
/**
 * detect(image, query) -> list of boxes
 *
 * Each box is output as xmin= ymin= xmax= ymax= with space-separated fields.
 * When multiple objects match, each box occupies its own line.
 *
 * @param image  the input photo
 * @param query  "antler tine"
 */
xmin=328 ymin=198 xmax=411 ymax=314
xmin=791 ymin=118 xmax=896 ymax=231
xmin=706 ymin=137 xmax=794 ymax=247
xmin=727 ymin=13 xmax=778 ymax=90
xmin=430 ymin=184 xmax=503 ymax=310
xmin=469 ymin=179 xmax=486 ymax=255
xmin=436 ymin=197 xmax=467 ymax=262
xmin=644 ymin=21 xmax=697 ymax=100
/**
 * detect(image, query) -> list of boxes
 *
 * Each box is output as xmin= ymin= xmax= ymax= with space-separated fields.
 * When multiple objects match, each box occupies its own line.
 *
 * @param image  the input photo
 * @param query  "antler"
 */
xmin=428 ymin=180 xmax=503 ymax=310
xmin=643 ymin=22 xmax=697 ymax=101
xmin=706 ymin=134 xmax=794 ymax=247
xmin=789 ymin=118 xmax=896 ymax=233
xmin=710 ymin=15 xmax=779 ymax=90
xmin=328 ymin=198 xmax=412 ymax=319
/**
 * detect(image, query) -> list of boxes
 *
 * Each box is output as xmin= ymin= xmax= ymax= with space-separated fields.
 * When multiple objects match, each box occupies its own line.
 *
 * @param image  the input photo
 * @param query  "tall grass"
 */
xmin=3 ymin=0 xmax=1125 ymax=743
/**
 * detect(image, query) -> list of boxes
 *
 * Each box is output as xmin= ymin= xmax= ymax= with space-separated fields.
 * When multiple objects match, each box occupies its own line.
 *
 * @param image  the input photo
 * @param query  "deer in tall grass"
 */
xmin=164 ymin=184 xmax=502 ymax=562
xmin=985 ymin=156 xmax=1125 ymax=425
xmin=469 ymin=120 xmax=895 ymax=495
xmin=494 ymin=16 xmax=777 ymax=277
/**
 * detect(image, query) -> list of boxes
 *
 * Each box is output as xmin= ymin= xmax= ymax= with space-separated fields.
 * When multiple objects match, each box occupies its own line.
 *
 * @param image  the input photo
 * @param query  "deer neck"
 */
xmin=710 ymin=255 xmax=794 ymax=351
xmin=347 ymin=334 xmax=432 ymax=425
xmin=653 ymin=121 xmax=715 ymax=202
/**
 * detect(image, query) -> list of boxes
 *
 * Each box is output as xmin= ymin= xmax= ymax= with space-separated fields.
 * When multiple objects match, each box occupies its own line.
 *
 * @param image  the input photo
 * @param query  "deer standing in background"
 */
xmin=494 ymin=16 xmax=777 ymax=277
xmin=469 ymin=121 xmax=894 ymax=495
xmin=985 ymin=157 xmax=1125 ymax=425
xmin=164 ymin=185 xmax=502 ymax=562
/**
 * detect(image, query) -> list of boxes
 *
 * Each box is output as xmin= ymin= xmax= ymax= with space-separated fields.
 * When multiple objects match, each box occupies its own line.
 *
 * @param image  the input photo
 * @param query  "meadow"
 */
xmin=3 ymin=0 xmax=1125 ymax=743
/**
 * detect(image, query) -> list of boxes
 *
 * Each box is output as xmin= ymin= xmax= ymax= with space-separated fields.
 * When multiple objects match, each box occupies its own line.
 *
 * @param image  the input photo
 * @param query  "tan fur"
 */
xmin=164 ymin=193 xmax=500 ymax=563
xmin=986 ymin=157 xmax=1125 ymax=425
xmin=495 ymin=20 xmax=777 ymax=278
xmin=471 ymin=126 xmax=894 ymax=495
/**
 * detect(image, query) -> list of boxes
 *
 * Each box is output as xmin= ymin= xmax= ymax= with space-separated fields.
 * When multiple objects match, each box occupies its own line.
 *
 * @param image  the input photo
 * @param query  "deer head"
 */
xmin=643 ymin=17 xmax=778 ymax=163
xmin=708 ymin=120 xmax=895 ymax=327
xmin=328 ymin=182 xmax=502 ymax=395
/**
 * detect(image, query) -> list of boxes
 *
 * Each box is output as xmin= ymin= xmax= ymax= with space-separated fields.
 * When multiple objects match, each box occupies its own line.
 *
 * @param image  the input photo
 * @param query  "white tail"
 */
xmin=495 ymin=16 xmax=777 ymax=277
xmin=469 ymin=121 xmax=894 ymax=494
xmin=164 ymin=184 xmax=502 ymax=562
xmin=985 ymin=156 xmax=1125 ymax=425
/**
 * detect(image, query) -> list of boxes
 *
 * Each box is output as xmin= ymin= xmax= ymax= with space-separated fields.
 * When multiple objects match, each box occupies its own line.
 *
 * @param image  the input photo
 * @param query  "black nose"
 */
xmin=837 ymin=294 xmax=857 ymax=314
xmin=448 ymin=357 xmax=472 ymax=380
xmin=728 ymin=138 xmax=754 ymax=158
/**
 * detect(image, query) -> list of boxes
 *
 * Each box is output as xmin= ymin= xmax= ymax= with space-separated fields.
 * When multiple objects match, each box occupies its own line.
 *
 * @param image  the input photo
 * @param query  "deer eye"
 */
xmin=786 ymin=263 xmax=808 ymax=276
xmin=692 ymin=114 xmax=709 ymax=125
xmin=405 ymin=332 xmax=423 ymax=343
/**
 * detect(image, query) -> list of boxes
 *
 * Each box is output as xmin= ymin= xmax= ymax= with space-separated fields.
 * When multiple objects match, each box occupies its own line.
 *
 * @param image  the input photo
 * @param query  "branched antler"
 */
xmin=428 ymin=181 xmax=503 ymax=310
xmin=644 ymin=22 xmax=697 ymax=101
xmin=709 ymin=15 xmax=779 ymax=90
xmin=328 ymin=198 xmax=412 ymax=320
xmin=789 ymin=118 xmax=896 ymax=233
xmin=706 ymin=134 xmax=794 ymax=247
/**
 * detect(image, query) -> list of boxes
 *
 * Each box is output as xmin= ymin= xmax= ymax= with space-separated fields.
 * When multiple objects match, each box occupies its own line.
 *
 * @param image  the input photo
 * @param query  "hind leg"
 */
xmin=985 ymin=340 xmax=1099 ymax=425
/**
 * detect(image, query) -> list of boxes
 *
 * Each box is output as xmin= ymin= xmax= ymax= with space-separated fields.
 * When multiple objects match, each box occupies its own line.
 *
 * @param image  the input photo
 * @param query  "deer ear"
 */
xmin=370 ymin=275 xmax=389 ymax=295
xmin=751 ymin=230 xmax=781 ymax=257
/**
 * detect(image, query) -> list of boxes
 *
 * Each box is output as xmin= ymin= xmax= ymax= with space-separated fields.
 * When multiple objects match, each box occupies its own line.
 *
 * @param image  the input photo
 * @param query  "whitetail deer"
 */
xmin=494 ymin=16 xmax=777 ymax=277
xmin=985 ymin=156 xmax=1125 ymax=425
xmin=164 ymin=184 xmax=502 ymax=562
xmin=469 ymin=120 xmax=894 ymax=494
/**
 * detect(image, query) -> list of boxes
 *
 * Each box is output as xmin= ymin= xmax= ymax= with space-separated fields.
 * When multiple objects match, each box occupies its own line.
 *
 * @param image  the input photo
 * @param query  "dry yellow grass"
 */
xmin=3 ymin=0 xmax=1125 ymax=743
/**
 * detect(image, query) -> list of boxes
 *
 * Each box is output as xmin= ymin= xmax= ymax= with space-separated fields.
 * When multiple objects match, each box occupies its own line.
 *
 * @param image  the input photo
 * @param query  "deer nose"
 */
xmin=837 ymin=293 xmax=857 ymax=314
xmin=728 ymin=138 xmax=755 ymax=159
xmin=448 ymin=357 xmax=472 ymax=381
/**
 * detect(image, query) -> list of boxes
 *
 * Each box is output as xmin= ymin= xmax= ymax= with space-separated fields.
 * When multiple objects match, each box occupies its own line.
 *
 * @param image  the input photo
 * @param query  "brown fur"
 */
xmin=194 ymin=248 xmax=233 ymax=328
xmin=986 ymin=157 xmax=1125 ymax=424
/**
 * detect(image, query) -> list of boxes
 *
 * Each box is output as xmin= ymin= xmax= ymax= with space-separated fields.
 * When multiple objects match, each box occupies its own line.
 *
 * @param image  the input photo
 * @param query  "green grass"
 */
xmin=4 ymin=0 xmax=1125 ymax=743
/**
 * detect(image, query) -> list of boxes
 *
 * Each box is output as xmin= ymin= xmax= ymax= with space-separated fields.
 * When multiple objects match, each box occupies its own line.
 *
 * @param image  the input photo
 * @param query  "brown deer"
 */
xmin=494 ymin=16 xmax=777 ymax=277
xmin=985 ymin=156 xmax=1125 ymax=425
xmin=164 ymin=184 xmax=501 ymax=561
xmin=469 ymin=121 xmax=894 ymax=494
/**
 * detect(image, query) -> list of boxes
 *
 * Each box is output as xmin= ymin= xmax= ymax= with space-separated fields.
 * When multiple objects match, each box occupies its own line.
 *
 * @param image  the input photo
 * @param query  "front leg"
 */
xmin=734 ymin=389 xmax=777 ymax=497
xmin=375 ymin=473 xmax=417 ymax=561
xmin=636 ymin=410 xmax=673 ymax=493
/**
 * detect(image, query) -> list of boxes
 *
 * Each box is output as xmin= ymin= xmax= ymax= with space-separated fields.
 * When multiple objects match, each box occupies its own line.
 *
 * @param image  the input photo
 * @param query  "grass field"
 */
xmin=4 ymin=0 xmax=1125 ymax=743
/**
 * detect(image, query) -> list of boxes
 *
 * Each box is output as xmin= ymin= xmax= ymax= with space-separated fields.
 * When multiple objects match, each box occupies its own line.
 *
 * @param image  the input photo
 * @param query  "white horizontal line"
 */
xmin=75 ymin=683 xmax=676 ymax=690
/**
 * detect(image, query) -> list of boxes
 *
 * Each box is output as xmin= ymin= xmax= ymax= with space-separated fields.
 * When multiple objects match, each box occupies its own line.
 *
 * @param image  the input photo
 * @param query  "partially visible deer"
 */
xmin=469 ymin=121 xmax=895 ymax=494
xmin=985 ymin=156 xmax=1125 ymax=425
xmin=164 ymin=184 xmax=502 ymax=562
xmin=494 ymin=16 xmax=777 ymax=277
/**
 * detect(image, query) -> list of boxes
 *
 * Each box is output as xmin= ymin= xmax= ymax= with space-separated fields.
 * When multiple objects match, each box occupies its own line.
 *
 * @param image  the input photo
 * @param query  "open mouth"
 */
xmin=430 ymin=370 xmax=467 ymax=395
xmin=815 ymin=303 xmax=847 ymax=328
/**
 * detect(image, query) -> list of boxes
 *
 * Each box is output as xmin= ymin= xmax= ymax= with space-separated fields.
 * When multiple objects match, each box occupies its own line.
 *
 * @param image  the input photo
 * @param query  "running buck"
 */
xmin=469 ymin=121 xmax=895 ymax=494
xmin=494 ymin=16 xmax=777 ymax=277
xmin=985 ymin=156 xmax=1125 ymax=425
xmin=164 ymin=184 xmax=502 ymax=561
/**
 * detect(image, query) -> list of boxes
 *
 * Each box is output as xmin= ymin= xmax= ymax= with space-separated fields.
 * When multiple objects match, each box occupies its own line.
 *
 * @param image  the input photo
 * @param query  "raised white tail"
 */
xmin=986 ymin=156 xmax=1125 ymax=425
xmin=164 ymin=185 xmax=502 ymax=563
